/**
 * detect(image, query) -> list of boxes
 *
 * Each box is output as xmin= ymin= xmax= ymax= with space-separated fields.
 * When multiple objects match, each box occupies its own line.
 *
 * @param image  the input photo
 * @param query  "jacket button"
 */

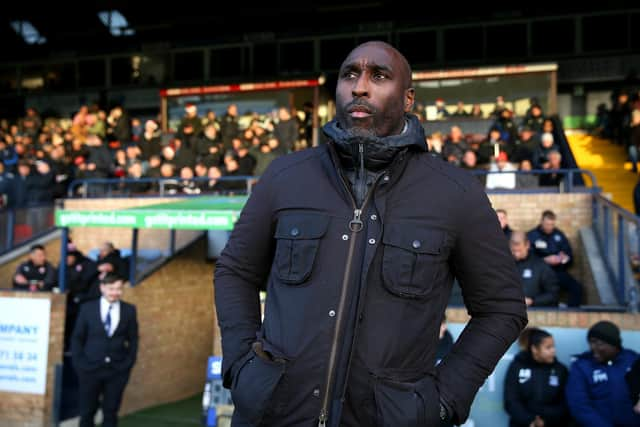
xmin=290 ymin=228 xmax=300 ymax=237
xmin=313 ymin=389 xmax=320 ymax=398
xmin=383 ymin=175 xmax=390 ymax=182
xmin=370 ymin=214 xmax=377 ymax=221
xmin=412 ymin=240 xmax=422 ymax=249
xmin=328 ymin=310 xmax=336 ymax=317
xmin=105 ymin=356 xmax=111 ymax=363
xmin=368 ymin=238 xmax=376 ymax=245
xmin=342 ymin=234 xmax=349 ymax=241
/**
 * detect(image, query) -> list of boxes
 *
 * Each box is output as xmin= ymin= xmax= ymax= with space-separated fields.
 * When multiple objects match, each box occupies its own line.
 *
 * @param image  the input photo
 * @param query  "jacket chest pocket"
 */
xmin=273 ymin=213 xmax=329 ymax=285
xmin=382 ymin=224 xmax=447 ymax=299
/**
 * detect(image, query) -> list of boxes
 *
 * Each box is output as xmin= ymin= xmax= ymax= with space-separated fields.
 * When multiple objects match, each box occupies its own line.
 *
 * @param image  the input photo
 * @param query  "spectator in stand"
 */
xmin=196 ymin=123 xmax=221 ymax=161
xmin=86 ymin=112 xmax=106 ymax=138
xmin=496 ymin=109 xmax=518 ymax=144
xmin=126 ymin=162 xmax=150 ymax=194
xmin=97 ymin=242 xmax=128 ymax=281
xmin=452 ymin=101 xmax=470 ymax=117
xmin=194 ymin=162 xmax=209 ymax=191
xmin=172 ymin=138 xmax=196 ymax=171
xmin=253 ymin=143 xmax=277 ymax=177
xmin=480 ymin=127 xmax=512 ymax=163
xmin=159 ymin=163 xmax=180 ymax=194
xmin=460 ymin=149 xmax=479 ymax=171
xmin=523 ymin=97 xmax=541 ymax=121
xmin=205 ymin=166 xmax=224 ymax=193
xmin=522 ymin=104 xmax=546 ymax=134
xmin=510 ymin=231 xmax=559 ymax=307
xmin=442 ymin=126 xmax=469 ymax=162
xmin=106 ymin=106 xmax=131 ymax=148
xmin=221 ymin=154 xmax=247 ymax=193
xmin=146 ymin=155 xmax=162 ymax=179
xmin=220 ymin=104 xmax=239 ymax=149
xmin=13 ymin=244 xmax=57 ymax=291
xmin=496 ymin=209 xmax=513 ymax=239
xmin=273 ymin=107 xmax=299 ymax=152
xmin=610 ymin=90 xmax=632 ymax=147
xmin=202 ymin=109 xmax=220 ymax=131
xmin=533 ymin=132 xmax=558 ymax=169
xmin=511 ymin=126 xmax=540 ymax=164
xmin=566 ymin=320 xmax=640 ymax=427
xmin=179 ymin=103 xmax=203 ymax=137
xmin=486 ymin=151 xmax=517 ymax=190
xmin=179 ymin=166 xmax=200 ymax=195
xmin=504 ymin=328 xmax=569 ymax=427
xmin=516 ymin=159 xmax=539 ymax=189
xmin=0 ymin=137 xmax=18 ymax=172
xmin=527 ymin=210 xmax=582 ymax=307
xmin=138 ymin=120 xmax=162 ymax=163
xmin=539 ymin=150 xmax=565 ymax=188
xmin=180 ymin=122 xmax=199 ymax=151
xmin=434 ymin=97 xmax=450 ymax=119
xmin=267 ymin=136 xmax=286 ymax=157
xmin=491 ymin=95 xmax=507 ymax=119
xmin=542 ymin=118 xmax=555 ymax=135
xmin=48 ymin=145 xmax=72 ymax=199
xmin=470 ymin=104 xmax=483 ymax=118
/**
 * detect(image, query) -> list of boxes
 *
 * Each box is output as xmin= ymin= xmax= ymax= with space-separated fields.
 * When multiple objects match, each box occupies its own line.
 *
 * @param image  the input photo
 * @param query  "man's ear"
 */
xmin=404 ymin=88 xmax=416 ymax=112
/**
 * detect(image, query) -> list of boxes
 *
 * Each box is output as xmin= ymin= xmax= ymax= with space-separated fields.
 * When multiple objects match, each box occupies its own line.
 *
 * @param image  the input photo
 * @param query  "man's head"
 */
xmin=100 ymin=242 xmax=115 ymax=259
xmin=588 ymin=321 xmax=622 ymax=363
xmin=335 ymin=41 xmax=414 ymax=138
xmin=100 ymin=273 xmax=124 ymax=303
xmin=510 ymin=231 xmax=530 ymax=261
xmin=29 ymin=244 xmax=46 ymax=266
xmin=540 ymin=210 xmax=556 ymax=234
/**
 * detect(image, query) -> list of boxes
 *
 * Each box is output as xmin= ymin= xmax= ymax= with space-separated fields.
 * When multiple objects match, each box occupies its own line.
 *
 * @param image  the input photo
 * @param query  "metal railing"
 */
xmin=471 ymin=168 xmax=598 ymax=193
xmin=592 ymin=194 xmax=640 ymax=311
xmin=67 ymin=176 xmax=257 ymax=198
xmin=0 ymin=205 xmax=56 ymax=255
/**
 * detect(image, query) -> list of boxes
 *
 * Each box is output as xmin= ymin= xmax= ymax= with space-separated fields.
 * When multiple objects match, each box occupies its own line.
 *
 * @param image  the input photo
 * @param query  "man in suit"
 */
xmin=71 ymin=273 xmax=138 ymax=427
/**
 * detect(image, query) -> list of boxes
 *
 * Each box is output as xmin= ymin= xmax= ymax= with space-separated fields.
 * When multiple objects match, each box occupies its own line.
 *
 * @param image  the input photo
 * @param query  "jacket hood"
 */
xmin=322 ymin=114 xmax=427 ymax=171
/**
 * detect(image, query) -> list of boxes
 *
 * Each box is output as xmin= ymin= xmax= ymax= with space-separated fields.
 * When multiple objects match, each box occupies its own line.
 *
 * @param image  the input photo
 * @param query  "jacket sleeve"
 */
xmin=532 ymin=262 xmax=558 ymax=306
xmin=566 ymin=361 xmax=613 ymax=427
xmin=214 ymin=164 xmax=278 ymax=388
xmin=559 ymin=231 xmax=574 ymax=265
xmin=436 ymin=178 xmax=528 ymax=424
xmin=71 ymin=305 xmax=90 ymax=373
xmin=503 ymin=360 xmax=536 ymax=425
xmin=126 ymin=305 xmax=139 ymax=370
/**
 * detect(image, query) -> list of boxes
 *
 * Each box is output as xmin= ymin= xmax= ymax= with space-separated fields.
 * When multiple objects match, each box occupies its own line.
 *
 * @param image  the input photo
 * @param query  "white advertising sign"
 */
xmin=0 ymin=297 xmax=51 ymax=394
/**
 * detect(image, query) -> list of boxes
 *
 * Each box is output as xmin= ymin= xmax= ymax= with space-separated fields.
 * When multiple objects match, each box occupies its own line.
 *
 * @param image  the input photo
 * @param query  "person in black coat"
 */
xmin=214 ymin=41 xmax=527 ymax=427
xmin=504 ymin=328 xmax=570 ymax=427
xmin=12 ymin=244 xmax=57 ymax=291
xmin=510 ymin=231 xmax=559 ymax=307
xmin=71 ymin=273 xmax=138 ymax=427
xmin=626 ymin=357 xmax=640 ymax=415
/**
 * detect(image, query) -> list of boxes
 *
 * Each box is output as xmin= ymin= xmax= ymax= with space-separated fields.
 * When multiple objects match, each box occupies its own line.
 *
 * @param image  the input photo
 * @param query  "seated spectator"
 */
xmin=496 ymin=208 xmax=513 ymax=239
xmin=221 ymin=154 xmax=249 ymax=193
xmin=126 ymin=162 xmax=150 ymax=194
xmin=542 ymin=118 xmax=555 ymax=134
xmin=496 ymin=109 xmax=518 ymax=144
xmin=254 ymin=143 xmax=278 ymax=176
xmin=159 ymin=163 xmax=180 ymax=194
xmin=180 ymin=166 xmax=200 ymax=195
xmin=146 ymin=155 xmax=162 ymax=179
xmin=427 ymin=132 xmax=444 ymax=156
xmin=510 ymin=231 xmax=559 ymax=307
xmin=13 ymin=244 xmax=57 ymax=291
xmin=97 ymin=242 xmax=127 ymax=280
xmin=522 ymin=104 xmax=545 ymax=134
xmin=434 ymin=98 xmax=450 ymax=120
xmin=516 ymin=159 xmax=539 ymax=189
xmin=533 ymin=132 xmax=558 ymax=169
xmin=196 ymin=123 xmax=221 ymax=161
xmin=504 ymin=328 xmax=569 ymax=427
xmin=452 ymin=101 xmax=470 ymax=117
xmin=479 ymin=128 xmax=512 ymax=162
xmin=194 ymin=162 xmax=209 ymax=191
xmin=172 ymin=138 xmax=196 ymax=171
xmin=442 ymin=126 xmax=469 ymax=162
xmin=460 ymin=149 xmax=479 ymax=170
xmin=511 ymin=126 xmax=540 ymax=164
xmin=527 ymin=210 xmax=582 ymax=307
xmin=486 ymin=151 xmax=517 ymax=190
xmin=138 ymin=120 xmax=162 ymax=162
xmin=566 ymin=321 xmax=640 ymax=427
xmin=470 ymin=104 xmax=483 ymax=118
xmin=539 ymin=150 xmax=565 ymax=187
xmin=206 ymin=166 xmax=224 ymax=193
xmin=236 ymin=143 xmax=257 ymax=175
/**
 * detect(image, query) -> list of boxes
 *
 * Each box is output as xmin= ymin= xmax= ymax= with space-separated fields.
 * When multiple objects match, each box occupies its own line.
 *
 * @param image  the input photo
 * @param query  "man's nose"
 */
xmin=351 ymin=74 xmax=369 ymax=98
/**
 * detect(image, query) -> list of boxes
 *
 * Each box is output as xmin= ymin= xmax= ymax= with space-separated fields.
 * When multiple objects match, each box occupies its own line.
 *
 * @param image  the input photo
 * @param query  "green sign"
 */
xmin=55 ymin=209 xmax=239 ymax=230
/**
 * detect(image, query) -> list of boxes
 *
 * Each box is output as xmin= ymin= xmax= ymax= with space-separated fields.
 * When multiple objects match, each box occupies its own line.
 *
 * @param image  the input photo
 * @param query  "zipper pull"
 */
xmin=318 ymin=410 xmax=328 ymax=427
xmin=349 ymin=208 xmax=363 ymax=232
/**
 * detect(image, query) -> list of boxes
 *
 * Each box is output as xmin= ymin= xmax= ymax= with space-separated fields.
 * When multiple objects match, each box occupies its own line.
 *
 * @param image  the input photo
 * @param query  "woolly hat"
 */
xmin=588 ymin=321 xmax=622 ymax=348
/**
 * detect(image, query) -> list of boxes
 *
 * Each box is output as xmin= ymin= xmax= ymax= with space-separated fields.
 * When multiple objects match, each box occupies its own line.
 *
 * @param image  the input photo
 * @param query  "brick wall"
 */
xmin=62 ymin=198 xmax=201 ymax=254
xmin=0 ymin=292 xmax=65 ymax=427
xmin=488 ymin=193 xmax=597 ymax=303
xmin=118 ymin=237 xmax=216 ymax=415
xmin=446 ymin=307 xmax=640 ymax=331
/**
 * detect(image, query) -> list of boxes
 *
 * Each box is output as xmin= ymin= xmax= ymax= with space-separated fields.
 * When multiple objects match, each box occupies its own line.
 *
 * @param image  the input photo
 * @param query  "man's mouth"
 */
xmin=348 ymin=105 xmax=373 ymax=118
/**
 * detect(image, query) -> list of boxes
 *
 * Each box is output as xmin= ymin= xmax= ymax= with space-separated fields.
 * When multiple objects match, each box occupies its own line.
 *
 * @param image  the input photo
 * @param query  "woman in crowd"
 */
xmin=504 ymin=328 xmax=570 ymax=427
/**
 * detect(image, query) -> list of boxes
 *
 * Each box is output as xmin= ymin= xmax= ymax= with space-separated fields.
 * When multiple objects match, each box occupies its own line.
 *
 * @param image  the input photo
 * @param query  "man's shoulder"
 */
xmin=263 ymin=146 xmax=328 ymax=180
xmin=413 ymin=152 xmax=481 ymax=193
xmin=120 ymin=300 xmax=137 ymax=313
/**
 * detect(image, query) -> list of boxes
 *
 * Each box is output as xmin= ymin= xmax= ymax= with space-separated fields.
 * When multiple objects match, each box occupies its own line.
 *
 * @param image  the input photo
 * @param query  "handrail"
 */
xmin=67 ymin=176 xmax=257 ymax=198
xmin=591 ymin=193 xmax=640 ymax=311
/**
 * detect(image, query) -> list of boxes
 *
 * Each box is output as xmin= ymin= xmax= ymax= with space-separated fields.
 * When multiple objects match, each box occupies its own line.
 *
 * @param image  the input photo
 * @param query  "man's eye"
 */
xmin=342 ymin=71 xmax=358 ymax=79
xmin=373 ymin=73 xmax=387 ymax=80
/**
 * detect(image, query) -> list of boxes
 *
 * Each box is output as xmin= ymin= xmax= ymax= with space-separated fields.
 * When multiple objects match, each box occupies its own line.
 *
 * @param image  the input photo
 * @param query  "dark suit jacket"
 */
xmin=71 ymin=299 xmax=138 ymax=374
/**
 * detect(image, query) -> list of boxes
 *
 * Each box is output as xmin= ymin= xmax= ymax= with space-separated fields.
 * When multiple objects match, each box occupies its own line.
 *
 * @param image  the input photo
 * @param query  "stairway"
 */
xmin=566 ymin=131 xmax=638 ymax=213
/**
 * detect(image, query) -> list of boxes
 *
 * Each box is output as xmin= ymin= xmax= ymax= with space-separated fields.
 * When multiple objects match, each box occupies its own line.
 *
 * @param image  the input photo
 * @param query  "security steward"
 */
xmin=510 ymin=231 xmax=559 ymax=307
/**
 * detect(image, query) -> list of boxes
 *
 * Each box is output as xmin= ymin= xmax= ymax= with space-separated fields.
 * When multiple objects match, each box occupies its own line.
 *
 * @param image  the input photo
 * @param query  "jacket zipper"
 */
xmin=318 ymin=142 xmax=376 ymax=427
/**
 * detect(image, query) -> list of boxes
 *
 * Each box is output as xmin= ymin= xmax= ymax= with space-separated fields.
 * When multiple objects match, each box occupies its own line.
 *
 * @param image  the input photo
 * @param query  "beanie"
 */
xmin=588 ymin=321 xmax=621 ymax=348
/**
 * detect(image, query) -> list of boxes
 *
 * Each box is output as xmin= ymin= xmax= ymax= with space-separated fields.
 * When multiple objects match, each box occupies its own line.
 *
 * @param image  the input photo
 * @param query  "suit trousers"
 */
xmin=78 ymin=368 xmax=130 ymax=427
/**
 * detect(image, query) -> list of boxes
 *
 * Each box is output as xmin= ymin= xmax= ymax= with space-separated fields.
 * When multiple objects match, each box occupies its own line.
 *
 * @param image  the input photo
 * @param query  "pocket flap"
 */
xmin=382 ymin=224 xmax=444 ymax=254
xmin=275 ymin=213 xmax=329 ymax=240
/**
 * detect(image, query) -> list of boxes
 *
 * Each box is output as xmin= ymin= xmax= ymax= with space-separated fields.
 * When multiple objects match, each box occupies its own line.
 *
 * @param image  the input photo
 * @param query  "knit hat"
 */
xmin=588 ymin=321 xmax=621 ymax=348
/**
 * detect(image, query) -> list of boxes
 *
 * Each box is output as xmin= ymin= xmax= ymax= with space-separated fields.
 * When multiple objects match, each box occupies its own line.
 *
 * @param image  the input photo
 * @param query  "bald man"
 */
xmin=510 ymin=231 xmax=559 ymax=307
xmin=215 ymin=41 xmax=527 ymax=426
